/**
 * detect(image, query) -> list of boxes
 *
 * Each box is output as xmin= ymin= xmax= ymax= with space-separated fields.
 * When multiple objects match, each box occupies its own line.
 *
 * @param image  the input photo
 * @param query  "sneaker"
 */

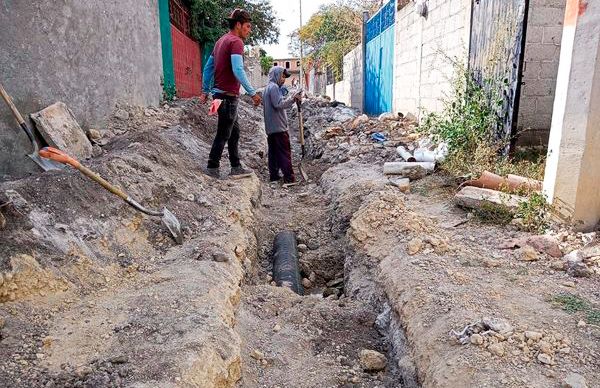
xmin=229 ymin=166 xmax=253 ymax=178
xmin=206 ymin=167 xmax=220 ymax=179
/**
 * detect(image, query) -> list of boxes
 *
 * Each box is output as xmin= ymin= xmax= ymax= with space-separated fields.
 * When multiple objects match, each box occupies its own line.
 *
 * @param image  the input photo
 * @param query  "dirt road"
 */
xmin=0 ymin=97 xmax=598 ymax=388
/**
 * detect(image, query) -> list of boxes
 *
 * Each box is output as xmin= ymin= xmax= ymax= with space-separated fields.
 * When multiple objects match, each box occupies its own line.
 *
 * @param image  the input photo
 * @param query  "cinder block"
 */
xmin=529 ymin=6 xmax=565 ymax=27
xmin=524 ymin=43 xmax=560 ymax=62
xmin=527 ymin=26 xmax=543 ymax=43
xmin=543 ymin=26 xmax=563 ymax=45
xmin=522 ymin=79 xmax=555 ymax=97
xmin=540 ymin=61 xmax=560 ymax=79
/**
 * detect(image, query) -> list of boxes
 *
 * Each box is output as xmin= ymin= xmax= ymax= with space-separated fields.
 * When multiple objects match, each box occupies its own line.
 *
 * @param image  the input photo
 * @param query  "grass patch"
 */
xmin=552 ymin=293 xmax=600 ymax=325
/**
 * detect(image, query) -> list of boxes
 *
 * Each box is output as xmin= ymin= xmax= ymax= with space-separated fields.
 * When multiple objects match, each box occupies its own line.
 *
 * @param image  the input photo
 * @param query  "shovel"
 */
xmin=295 ymin=98 xmax=309 ymax=182
xmin=0 ymin=82 xmax=63 ymax=171
xmin=39 ymin=147 xmax=183 ymax=244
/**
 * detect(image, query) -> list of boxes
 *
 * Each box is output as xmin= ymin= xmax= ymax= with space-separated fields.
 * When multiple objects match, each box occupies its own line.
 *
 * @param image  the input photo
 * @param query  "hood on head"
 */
xmin=268 ymin=66 xmax=290 ymax=83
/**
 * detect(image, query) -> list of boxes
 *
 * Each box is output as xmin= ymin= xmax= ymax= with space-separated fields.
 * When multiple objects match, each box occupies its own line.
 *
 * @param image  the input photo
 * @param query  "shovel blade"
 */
xmin=162 ymin=207 xmax=183 ymax=244
xmin=29 ymin=152 xmax=63 ymax=171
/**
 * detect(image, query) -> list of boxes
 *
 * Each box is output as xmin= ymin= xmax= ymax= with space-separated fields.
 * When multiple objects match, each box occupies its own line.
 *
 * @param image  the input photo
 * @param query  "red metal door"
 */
xmin=171 ymin=25 xmax=202 ymax=98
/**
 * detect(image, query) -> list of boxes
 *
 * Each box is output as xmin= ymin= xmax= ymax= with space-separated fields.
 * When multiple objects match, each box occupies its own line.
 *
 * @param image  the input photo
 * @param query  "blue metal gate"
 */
xmin=364 ymin=0 xmax=395 ymax=115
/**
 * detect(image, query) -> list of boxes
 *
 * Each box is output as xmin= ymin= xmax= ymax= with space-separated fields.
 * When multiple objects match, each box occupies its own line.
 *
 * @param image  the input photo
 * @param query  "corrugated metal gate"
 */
xmin=170 ymin=0 xmax=202 ymax=98
xmin=364 ymin=0 xmax=395 ymax=115
xmin=469 ymin=0 xmax=529 ymax=152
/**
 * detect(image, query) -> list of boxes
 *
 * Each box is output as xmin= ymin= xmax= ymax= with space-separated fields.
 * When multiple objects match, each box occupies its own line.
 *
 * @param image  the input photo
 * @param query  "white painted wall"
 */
xmin=325 ymin=45 xmax=363 ymax=110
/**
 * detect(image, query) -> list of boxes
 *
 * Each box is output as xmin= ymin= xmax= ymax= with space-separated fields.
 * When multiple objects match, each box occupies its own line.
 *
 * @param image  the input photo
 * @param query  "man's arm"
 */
xmin=202 ymin=55 xmax=215 ymax=94
xmin=231 ymin=54 xmax=256 ymax=96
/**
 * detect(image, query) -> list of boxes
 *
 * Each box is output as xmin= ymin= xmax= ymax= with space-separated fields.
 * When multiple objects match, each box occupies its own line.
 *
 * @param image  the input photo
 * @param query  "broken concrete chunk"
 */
xmin=383 ymin=162 xmax=432 ymax=180
xmin=31 ymin=102 xmax=92 ymax=160
xmin=562 ymin=372 xmax=588 ymax=388
xmin=455 ymin=186 xmax=525 ymax=211
xmin=387 ymin=177 xmax=410 ymax=192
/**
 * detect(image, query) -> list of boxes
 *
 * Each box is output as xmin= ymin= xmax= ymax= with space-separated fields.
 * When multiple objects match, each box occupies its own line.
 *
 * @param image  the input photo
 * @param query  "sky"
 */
xmin=261 ymin=0 xmax=335 ymax=59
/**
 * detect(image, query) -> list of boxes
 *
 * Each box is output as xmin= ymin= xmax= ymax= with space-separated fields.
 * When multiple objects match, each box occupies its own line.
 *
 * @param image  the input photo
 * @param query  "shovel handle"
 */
xmin=0 ymin=82 xmax=26 ymax=124
xmin=40 ymin=147 xmax=129 ymax=201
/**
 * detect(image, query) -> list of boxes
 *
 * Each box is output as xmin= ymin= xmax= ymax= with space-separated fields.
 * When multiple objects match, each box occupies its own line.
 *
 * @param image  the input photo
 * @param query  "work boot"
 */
xmin=206 ymin=167 xmax=220 ymax=179
xmin=229 ymin=166 xmax=253 ymax=178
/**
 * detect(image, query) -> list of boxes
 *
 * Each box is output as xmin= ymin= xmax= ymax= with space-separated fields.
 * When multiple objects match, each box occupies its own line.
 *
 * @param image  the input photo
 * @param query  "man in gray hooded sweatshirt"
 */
xmin=263 ymin=66 xmax=302 ymax=183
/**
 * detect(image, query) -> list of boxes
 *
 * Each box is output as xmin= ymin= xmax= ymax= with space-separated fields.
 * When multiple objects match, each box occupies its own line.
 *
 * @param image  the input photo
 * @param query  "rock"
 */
xmin=521 ymin=245 xmax=540 ymax=261
xmin=525 ymin=331 xmax=543 ymax=341
xmin=351 ymin=114 xmax=369 ymax=129
xmin=114 ymin=109 xmax=130 ymax=121
xmin=91 ymin=144 xmax=103 ymax=157
xmin=297 ymin=243 xmax=308 ymax=253
xmin=31 ymin=102 xmax=93 ymax=159
xmin=487 ymin=343 xmax=505 ymax=357
xmin=378 ymin=112 xmax=397 ymax=122
xmin=109 ymin=355 xmax=129 ymax=364
xmin=326 ymin=278 xmax=344 ymax=288
xmin=538 ymin=340 xmax=553 ymax=355
xmin=87 ymin=128 xmax=102 ymax=141
xmin=250 ymin=349 xmax=264 ymax=360
xmin=537 ymin=353 xmax=554 ymax=365
xmin=0 ymin=212 xmax=5 ymax=230
xmin=470 ymin=334 xmax=484 ymax=345
xmin=407 ymin=238 xmax=424 ymax=255
xmin=359 ymin=349 xmax=387 ymax=371
xmin=212 ymin=253 xmax=229 ymax=263
xmin=309 ymin=271 xmax=317 ymax=283
xmin=383 ymin=162 xmax=432 ymax=180
xmin=388 ymin=177 xmax=410 ymax=192
xmin=186 ymin=194 xmax=195 ymax=202
xmin=482 ymin=317 xmax=513 ymax=334
xmin=527 ymin=235 xmax=563 ymax=258
xmin=577 ymin=320 xmax=586 ymax=327
xmin=0 ymin=316 xmax=5 ymax=330
xmin=273 ymin=324 xmax=281 ymax=332
xmin=562 ymin=372 xmax=588 ymax=388
xmin=567 ymin=261 xmax=593 ymax=278
xmin=455 ymin=186 xmax=525 ymax=211
xmin=302 ymin=278 xmax=312 ymax=289
xmin=323 ymin=288 xmax=340 ymax=298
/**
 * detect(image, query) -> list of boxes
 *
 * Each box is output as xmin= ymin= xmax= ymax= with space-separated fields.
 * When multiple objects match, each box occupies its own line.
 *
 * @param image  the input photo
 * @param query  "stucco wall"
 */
xmin=0 ymin=0 xmax=163 ymax=179
xmin=393 ymin=0 xmax=472 ymax=118
xmin=325 ymin=45 xmax=363 ymax=110
xmin=518 ymin=0 xmax=566 ymax=133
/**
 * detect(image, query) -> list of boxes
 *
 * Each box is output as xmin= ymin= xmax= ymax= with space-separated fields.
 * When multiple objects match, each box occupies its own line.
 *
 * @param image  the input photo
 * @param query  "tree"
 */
xmin=259 ymin=55 xmax=274 ymax=75
xmin=185 ymin=0 xmax=280 ymax=46
xmin=289 ymin=0 xmax=381 ymax=80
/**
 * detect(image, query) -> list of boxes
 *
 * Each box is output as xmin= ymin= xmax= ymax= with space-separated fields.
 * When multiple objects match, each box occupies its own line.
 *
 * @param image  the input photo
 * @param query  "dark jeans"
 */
xmin=267 ymin=131 xmax=295 ymax=183
xmin=207 ymin=96 xmax=240 ymax=169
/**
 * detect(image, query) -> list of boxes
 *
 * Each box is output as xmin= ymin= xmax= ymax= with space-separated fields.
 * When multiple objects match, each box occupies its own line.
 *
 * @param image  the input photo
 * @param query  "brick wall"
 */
xmin=393 ymin=0 xmax=471 ymax=118
xmin=518 ymin=0 xmax=566 ymax=133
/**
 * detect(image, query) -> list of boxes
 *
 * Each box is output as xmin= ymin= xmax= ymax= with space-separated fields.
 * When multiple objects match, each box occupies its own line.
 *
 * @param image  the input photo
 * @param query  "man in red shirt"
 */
xmin=200 ymin=9 xmax=262 ymax=179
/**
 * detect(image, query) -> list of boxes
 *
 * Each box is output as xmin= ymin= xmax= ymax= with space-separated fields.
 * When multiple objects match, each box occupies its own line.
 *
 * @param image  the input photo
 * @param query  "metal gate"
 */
xmin=469 ymin=0 xmax=529 ymax=152
xmin=170 ymin=0 xmax=202 ymax=98
xmin=364 ymin=0 xmax=395 ymax=116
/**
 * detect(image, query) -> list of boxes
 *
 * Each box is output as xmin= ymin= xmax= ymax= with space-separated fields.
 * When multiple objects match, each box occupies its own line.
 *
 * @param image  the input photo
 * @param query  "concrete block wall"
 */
xmin=393 ymin=0 xmax=472 ymax=118
xmin=0 ymin=0 xmax=163 ymax=179
xmin=518 ymin=0 xmax=566 ymax=134
xmin=324 ymin=45 xmax=363 ymax=110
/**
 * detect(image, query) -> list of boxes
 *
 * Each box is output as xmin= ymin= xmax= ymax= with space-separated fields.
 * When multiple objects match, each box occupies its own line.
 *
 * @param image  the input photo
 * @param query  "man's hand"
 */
xmin=251 ymin=94 xmax=262 ymax=106
xmin=199 ymin=93 xmax=208 ymax=104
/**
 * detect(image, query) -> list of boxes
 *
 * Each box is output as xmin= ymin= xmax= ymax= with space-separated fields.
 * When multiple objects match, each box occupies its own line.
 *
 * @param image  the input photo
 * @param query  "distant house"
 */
xmin=272 ymin=58 xmax=302 ymax=87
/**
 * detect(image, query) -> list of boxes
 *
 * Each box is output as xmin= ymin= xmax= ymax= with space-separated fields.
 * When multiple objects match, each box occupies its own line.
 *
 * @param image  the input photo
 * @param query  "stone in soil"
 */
xmin=562 ymin=372 xmax=588 ymax=388
xmin=359 ymin=349 xmax=387 ymax=372
xmin=407 ymin=238 xmax=424 ymax=255
xmin=487 ymin=343 xmax=505 ymax=357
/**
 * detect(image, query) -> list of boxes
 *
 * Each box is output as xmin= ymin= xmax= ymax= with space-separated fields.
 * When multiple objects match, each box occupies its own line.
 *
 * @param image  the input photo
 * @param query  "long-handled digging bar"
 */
xmin=39 ymin=147 xmax=183 ymax=244
xmin=295 ymin=98 xmax=309 ymax=182
xmin=0 ymin=82 xmax=63 ymax=171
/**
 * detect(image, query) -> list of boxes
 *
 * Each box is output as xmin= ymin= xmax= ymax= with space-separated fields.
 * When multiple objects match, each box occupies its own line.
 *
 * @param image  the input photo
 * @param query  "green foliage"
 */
xmin=161 ymin=77 xmax=177 ymax=102
xmin=515 ymin=191 xmax=550 ymax=233
xmin=292 ymin=1 xmax=367 ymax=81
xmin=259 ymin=54 xmax=274 ymax=75
xmin=185 ymin=0 xmax=279 ymax=46
xmin=472 ymin=201 xmax=514 ymax=226
xmin=419 ymin=62 xmax=546 ymax=182
xmin=552 ymin=293 xmax=600 ymax=325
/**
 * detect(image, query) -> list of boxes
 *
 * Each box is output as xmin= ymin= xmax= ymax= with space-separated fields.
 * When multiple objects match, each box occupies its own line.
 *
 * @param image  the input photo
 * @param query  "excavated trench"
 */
xmin=235 ymin=143 xmax=419 ymax=387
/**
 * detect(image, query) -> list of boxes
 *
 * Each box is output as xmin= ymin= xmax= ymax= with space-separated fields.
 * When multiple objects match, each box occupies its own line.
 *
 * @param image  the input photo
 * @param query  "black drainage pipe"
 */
xmin=272 ymin=230 xmax=304 ymax=295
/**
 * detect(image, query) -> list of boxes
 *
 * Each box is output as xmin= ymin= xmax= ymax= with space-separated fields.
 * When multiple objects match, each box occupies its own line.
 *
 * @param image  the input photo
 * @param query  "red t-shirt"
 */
xmin=212 ymin=32 xmax=244 ymax=95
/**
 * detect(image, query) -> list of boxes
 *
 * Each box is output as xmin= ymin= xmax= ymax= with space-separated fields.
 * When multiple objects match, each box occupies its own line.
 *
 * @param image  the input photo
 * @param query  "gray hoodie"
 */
xmin=263 ymin=66 xmax=297 ymax=135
